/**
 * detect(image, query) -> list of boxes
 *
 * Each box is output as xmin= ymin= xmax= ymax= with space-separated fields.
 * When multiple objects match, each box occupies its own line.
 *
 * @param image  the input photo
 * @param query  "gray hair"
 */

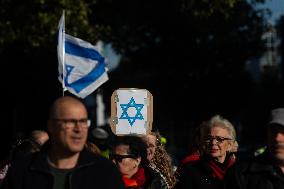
xmin=201 ymin=115 xmax=236 ymax=140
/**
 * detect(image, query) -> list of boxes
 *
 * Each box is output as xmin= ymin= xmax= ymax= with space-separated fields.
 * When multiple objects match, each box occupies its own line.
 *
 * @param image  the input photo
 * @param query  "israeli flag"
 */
xmin=57 ymin=12 xmax=109 ymax=98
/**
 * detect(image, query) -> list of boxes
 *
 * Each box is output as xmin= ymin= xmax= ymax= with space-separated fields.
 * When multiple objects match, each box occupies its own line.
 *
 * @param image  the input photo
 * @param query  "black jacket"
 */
xmin=224 ymin=150 xmax=284 ymax=189
xmin=144 ymin=166 xmax=168 ymax=189
xmin=1 ymin=148 xmax=125 ymax=189
xmin=174 ymin=156 xmax=232 ymax=189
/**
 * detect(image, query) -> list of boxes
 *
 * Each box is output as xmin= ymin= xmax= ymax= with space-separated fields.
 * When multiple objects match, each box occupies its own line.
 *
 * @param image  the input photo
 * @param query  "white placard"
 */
xmin=110 ymin=88 xmax=153 ymax=135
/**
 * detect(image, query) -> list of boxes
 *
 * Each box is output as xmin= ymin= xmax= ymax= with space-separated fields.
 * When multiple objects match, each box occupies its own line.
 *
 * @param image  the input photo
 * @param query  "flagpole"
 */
xmin=61 ymin=10 xmax=66 ymax=96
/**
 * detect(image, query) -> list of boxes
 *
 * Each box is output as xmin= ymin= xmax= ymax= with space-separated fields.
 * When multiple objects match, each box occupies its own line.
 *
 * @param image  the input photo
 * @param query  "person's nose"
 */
xmin=73 ymin=122 xmax=83 ymax=132
xmin=275 ymin=132 xmax=284 ymax=142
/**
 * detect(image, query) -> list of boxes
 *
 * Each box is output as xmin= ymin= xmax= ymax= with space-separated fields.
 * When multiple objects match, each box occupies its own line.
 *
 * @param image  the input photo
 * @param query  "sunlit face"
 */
xmin=143 ymin=134 xmax=157 ymax=161
xmin=112 ymin=144 xmax=140 ymax=178
xmin=202 ymin=126 xmax=232 ymax=163
xmin=268 ymin=125 xmax=284 ymax=163
xmin=48 ymin=102 xmax=89 ymax=155
xmin=35 ymin=132 xmax=49 ymax=146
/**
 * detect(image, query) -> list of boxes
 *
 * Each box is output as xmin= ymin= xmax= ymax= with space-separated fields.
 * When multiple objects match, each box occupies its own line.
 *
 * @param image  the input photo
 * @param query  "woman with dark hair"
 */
xmin=110 ymin=135 xmax=168 ymax=189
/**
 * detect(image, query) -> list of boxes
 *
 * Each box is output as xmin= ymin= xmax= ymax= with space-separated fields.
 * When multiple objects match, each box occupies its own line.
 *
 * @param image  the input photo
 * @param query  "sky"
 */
xmin=257 ymin=0 xmax=284 ymax=24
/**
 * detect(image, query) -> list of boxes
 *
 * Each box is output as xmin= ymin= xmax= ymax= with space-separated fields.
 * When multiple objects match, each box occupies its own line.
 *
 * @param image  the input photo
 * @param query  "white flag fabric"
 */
xmin=57 ymin=11 xmax=66 ymax=90
xmin=57 ymin=13 xmax=109 ymax=98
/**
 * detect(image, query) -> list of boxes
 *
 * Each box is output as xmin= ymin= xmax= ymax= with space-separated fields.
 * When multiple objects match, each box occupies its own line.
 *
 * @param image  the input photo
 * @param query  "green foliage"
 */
xmin=179 ymin=0 xmax=240 ymax=17
xmin=0 ymin=0 xmax=99 ymax=52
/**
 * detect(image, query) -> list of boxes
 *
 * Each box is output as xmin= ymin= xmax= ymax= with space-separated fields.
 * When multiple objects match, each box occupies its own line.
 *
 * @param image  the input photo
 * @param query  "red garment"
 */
xmin=123 ymin=167 xmax=146 ymax=188
xmin=207 ymin=157 xmax=235 ymax=180
xmin=175 ymin=151 xmax=200 ymax=179
xmin=123 ymin=177 xmax=138 ymax=187
xmin=181 ymin=151 xmax=200 ymax=164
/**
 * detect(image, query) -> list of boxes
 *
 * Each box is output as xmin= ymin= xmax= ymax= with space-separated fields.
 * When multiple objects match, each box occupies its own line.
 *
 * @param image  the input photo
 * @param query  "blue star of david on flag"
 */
xmin=119 ymin=97 xmax=144 ymax=126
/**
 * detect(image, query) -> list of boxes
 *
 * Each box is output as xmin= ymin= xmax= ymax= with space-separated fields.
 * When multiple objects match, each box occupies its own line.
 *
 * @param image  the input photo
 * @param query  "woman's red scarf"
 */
xmin=123 ymin=167 xmax=146 ymax=188
xmin=207 ymin=156 xmax=235 ymax=180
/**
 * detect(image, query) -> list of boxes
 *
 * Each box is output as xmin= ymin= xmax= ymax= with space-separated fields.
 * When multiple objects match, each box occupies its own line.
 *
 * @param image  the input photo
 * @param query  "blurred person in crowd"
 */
xmin=85 ymin=142 xmax=101 ymax=155
xmin=1 ymin=96 xmax=124 ymax=189
xmin=111 ymin=135 xmax=168 ymax=188
xmin=0 ymin=130 xmax=49 ymax=187
xmin=230 ymin=140 xmax=238 ymax=160
xmin=91 ymin=126 xmax=111 ymax=158
xmin=174 ymin=115 xmax=237 ymax=189
xmin=0 ymin=157 xmax=8 ymax=187
xmin=225 ymin=108 xmax=284 ymax=189
xmin=143 ymin=134 xmax=157 ymax=161
xmin=143 ymin=132 xmax=176 ymax=188
xmin=30 ymin=130 xmax=49 ymax=146
xmin=12 ymin=130 xmax=49 ymax=159
xmin=174 ymin=123 xmax=203 ymax=180
xmin=12 ymin=137 xmax=42 ymax=156
xmin=0 ymin=164 xmax=8 ymax=188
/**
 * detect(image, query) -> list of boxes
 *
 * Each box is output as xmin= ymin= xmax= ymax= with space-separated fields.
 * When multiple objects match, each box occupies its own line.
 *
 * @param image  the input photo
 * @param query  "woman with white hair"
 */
xmin=174 ymin=115 xmax=237 ymax=189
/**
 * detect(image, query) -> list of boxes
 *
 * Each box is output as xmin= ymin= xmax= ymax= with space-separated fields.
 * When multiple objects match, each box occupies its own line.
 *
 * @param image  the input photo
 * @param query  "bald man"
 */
xmin=1 ymin=96 xmax=124 ymax=189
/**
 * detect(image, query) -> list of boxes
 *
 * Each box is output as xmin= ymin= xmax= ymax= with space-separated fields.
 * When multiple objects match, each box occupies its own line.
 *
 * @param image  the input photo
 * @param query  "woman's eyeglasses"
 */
xmin=109 ymin=154 xmax=137 ymax=163
xmin=204 ymin=136 xmax=232 ymax=144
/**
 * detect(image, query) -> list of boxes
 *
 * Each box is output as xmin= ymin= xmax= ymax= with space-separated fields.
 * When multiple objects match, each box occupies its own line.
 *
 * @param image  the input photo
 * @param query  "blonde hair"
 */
xmin=85 ymin=142 xmax=101 ymax=155
xmin=150 ymin=132 xmax=176 ymax=188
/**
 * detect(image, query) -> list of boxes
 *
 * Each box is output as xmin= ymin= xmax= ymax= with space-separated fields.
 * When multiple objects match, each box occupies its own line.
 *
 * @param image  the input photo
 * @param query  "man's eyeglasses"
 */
xmin=204 ymin=136 xmax=232 ymax=144
xmin=53 ymin=118 xmax=91 ymax=129
xmin=109 ymin=154 xmax=137 ymax=163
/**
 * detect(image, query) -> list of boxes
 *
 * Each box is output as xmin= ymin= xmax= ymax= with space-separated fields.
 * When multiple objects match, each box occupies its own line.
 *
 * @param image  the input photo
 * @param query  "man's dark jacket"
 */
xmin=1 ymin=148 xmax=125 ymax=189
xmin=224 ymin=150 xmax=284 ymax=189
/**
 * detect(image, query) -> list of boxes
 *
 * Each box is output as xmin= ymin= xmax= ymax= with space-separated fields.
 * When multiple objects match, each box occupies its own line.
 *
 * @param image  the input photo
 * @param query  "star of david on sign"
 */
xmin=119 ymin=97 xmax=144 ymax=126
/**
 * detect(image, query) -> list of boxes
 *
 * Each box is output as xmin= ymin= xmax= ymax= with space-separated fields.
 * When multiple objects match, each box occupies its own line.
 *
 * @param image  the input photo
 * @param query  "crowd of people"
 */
xmin=0 ymin=95 xmax=284 ymax=189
